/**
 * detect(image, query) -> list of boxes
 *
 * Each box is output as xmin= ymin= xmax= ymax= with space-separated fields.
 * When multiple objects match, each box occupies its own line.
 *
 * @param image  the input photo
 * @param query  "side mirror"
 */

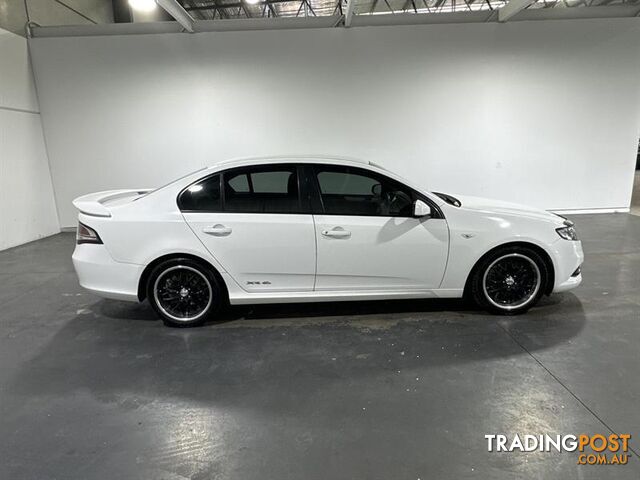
xmin=413 ymin=199 xmax=431 ymax=218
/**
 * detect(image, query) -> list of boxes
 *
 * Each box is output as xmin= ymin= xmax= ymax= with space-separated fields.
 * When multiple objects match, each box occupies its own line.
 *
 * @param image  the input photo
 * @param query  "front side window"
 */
xmin=223 ymin=166 xmax=300 ymax=214
xmin=315 ymin=166 xmax=414 ymax=217
xmin=178 ymin=174 xmax=221 ymax=211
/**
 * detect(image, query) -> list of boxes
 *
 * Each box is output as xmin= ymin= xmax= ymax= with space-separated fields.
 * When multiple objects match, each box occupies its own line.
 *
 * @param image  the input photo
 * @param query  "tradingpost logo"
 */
xmin=485 ymin=434 xmax=632 ymax=465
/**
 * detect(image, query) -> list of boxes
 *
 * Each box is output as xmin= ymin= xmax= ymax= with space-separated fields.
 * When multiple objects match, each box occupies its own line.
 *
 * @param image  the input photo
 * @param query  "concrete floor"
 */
xmin=1 ymin=214 xmax=639 ymax=480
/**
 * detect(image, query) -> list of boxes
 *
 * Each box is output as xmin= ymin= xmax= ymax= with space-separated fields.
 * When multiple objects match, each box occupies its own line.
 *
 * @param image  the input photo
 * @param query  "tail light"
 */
xmin=77 ymin=222 xmax=103 ymax=245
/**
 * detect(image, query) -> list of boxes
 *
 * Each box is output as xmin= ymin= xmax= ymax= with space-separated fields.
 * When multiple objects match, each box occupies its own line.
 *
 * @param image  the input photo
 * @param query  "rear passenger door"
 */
xmin=180 ymin=164 xmax=316 ymax=292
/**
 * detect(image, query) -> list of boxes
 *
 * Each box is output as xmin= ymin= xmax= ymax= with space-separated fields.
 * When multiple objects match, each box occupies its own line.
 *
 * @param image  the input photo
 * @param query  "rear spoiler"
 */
xmin=72 ymin=189 xmax=152 ymax=217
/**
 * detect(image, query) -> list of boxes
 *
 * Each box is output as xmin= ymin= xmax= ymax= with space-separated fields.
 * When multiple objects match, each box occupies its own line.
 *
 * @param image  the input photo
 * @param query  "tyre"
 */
xmin=146 ymin=258 xmax=223 ymax=327
xmin=470 ymin=246 xmax=548 ymax=315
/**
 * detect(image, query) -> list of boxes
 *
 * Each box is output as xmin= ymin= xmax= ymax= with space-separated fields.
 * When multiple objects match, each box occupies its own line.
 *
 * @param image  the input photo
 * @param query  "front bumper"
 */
xmin=550 ymin=239 xmax=584 ymax=293
xmin=72 ymin=244 xmax=142 ymax=302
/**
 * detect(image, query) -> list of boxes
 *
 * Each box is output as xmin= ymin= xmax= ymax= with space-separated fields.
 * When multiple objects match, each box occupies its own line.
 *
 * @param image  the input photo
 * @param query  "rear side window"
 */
xmin=223 ymin=166 xmax=300 ymax=214
xmin=251 ymin=171 xmax=293 ymax=193
xmin=178 ymin=174 xmax=221 ymax=211
xmin=228 ymin=174 xmax=250 ymax=193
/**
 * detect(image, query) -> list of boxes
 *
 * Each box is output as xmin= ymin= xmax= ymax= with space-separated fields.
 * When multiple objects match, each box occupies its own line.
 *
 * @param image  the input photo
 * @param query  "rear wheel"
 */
xmin=471 ymin=246 xmax=547 ymax=315
xmin=147 ymin=258 xmax=222 ymax=327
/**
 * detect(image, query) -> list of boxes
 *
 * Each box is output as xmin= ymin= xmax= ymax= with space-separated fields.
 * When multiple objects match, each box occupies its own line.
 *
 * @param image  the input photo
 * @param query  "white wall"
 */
xmin=29 ymin=19 xmax=640 ymax=228
xmin=0 ymin=27 xmax=59 ymax=250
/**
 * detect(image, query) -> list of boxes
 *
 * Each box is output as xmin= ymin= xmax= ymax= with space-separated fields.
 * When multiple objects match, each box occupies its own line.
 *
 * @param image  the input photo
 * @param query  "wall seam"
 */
xmin=0 ymin=106 xmax=39 ymax=114
xmin=25 ymin=38 xmax=62 ymax=232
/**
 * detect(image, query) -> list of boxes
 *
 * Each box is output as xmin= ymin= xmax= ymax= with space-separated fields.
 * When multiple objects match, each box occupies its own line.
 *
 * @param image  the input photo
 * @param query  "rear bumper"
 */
xmin=550 ymin=239 xmax=584 ymax=293
xmin=72 ymin=244 xmax=142 ymax=302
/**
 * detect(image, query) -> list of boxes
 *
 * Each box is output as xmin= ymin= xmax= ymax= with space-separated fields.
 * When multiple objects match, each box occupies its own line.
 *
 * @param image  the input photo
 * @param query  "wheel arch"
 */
xmin=463 ymin=241 xmax=555 ymax=298
xmin=138 ymin=253 xmax=229 ymax=303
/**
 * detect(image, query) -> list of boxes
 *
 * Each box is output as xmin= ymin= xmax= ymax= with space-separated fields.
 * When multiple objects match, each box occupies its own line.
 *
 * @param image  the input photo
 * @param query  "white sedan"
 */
xmin=72 ymin=156 xmax=583 ymax=327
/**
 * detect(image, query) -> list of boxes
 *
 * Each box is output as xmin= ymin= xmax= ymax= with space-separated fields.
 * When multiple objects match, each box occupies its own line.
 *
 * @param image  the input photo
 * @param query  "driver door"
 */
xmin=310 ymin=165 xmax=449 ymax=291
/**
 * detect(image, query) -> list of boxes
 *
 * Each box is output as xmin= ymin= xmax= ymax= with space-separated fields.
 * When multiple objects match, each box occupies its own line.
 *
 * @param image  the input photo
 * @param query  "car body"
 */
xmin=72 ymin=156 xmax=583 ymax=326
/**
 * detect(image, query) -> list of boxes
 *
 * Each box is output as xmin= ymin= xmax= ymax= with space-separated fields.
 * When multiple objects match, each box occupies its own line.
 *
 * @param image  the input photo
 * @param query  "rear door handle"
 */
xmin=321 ymin=227 xmax=351 ymax=239
xmin=203 ymin=224 xmax=232 ymax=236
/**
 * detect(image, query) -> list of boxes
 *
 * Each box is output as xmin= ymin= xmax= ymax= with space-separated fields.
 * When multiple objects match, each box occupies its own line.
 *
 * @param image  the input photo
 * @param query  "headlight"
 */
xmin=556 ymin=221 xmax=578 ymax=241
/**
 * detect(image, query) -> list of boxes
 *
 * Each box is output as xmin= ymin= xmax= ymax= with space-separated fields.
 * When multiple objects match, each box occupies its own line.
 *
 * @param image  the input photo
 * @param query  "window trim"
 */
xmin=177 ymin=162 xmax=443 ymax=219
xmin=307 ymin=164 xmax=443 ymax=219
xmin=178 ymin=164 xmax=312 ymax=215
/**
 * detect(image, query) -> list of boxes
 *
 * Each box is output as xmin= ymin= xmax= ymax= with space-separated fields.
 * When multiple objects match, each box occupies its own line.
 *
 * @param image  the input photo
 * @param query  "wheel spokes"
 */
xmin=484 ymin=255 xmax=540 ymax=309
xmin=155 ymin=267 xmax=213 ymax=321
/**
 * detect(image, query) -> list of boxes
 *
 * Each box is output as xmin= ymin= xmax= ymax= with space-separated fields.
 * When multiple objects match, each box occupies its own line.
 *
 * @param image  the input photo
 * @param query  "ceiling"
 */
xmin=27 ymin=0 xmax=640 ymax=38
xmin=178 ymin=0 xmax=640 ymax=20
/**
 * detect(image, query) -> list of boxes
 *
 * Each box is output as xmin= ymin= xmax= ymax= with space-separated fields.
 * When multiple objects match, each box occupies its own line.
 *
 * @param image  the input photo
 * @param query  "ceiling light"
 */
xmin=245 ymin=0 xmax=261 ymax=4
xmin=129 ymin=0 xmax=157 ymax=12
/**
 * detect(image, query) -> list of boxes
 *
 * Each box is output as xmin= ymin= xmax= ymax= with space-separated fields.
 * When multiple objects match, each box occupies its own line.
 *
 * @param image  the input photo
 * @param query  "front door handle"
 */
xmin=321 ymin=227 xmax=351 ymax=239
xmin=203 ymin=224 xmax=232 ymax=236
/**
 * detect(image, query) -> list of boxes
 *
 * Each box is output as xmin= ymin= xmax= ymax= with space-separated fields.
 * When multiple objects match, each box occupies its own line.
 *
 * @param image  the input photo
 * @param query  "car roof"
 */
xmin=205 ymin=155 xmax=385 ymax=171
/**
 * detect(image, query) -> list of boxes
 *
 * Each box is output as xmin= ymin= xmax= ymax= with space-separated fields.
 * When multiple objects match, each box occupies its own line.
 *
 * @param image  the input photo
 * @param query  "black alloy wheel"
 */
xmin=147 ymin=258 xmax=222 ymax=327
xmin=470 ymin=246 xmax=548 ymax=315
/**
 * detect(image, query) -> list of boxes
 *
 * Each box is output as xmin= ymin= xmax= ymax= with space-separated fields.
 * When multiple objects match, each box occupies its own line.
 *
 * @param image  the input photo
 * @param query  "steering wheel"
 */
xmin=384 ymin=190 xmax=412 ymax=213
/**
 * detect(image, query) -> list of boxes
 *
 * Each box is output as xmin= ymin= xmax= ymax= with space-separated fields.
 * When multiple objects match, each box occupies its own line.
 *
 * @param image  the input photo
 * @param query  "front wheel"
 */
xmin=470 ymin=246 xmax=548 ymax=315
xmin=147 ymin=258 xmax=222 ymax=327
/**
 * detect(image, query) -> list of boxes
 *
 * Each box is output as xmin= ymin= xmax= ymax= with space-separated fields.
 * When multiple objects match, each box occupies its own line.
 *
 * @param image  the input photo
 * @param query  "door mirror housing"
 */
xmin=413 ymin=199 xmax=431 ymax=218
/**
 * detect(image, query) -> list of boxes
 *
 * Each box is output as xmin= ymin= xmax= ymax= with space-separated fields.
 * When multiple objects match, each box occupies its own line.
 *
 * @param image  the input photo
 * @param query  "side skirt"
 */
xmin=221 ymin=274 xmax=463 ymax=305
